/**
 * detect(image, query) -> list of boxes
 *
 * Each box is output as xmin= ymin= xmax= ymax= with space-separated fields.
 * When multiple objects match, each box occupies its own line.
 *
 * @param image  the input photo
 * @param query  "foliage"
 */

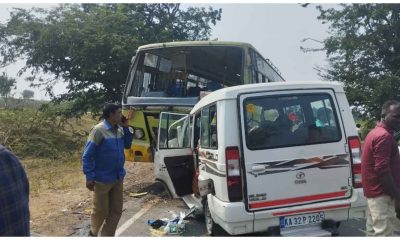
xmin=22 ymin=89 xmax=34 ymax=99
xmin=0 ymin=106 xmax=96 ymax=158
xmin=0 ymin=96 xmax=47 ymax=109
xmin=0 ymin=72 xmax=16 ymax=108
xmin=0 ymin=4 xmax=222 ymax=115
xmin=358 ymin=119 xmax=376 ymax=140
xmin=312 ymin=4 xmax=400 ymax=119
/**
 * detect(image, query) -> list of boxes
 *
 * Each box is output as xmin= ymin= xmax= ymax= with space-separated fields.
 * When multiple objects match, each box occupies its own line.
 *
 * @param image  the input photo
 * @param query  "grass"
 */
xmin=21 ymin=112 xmax=97 ymax=194
xmin=23 ymin=114 xmax=96 ymax=195
xmin=22 ymin=153 xmax=85 ymax=196
xmin=0 ymin=108 xmax=100 ymax=195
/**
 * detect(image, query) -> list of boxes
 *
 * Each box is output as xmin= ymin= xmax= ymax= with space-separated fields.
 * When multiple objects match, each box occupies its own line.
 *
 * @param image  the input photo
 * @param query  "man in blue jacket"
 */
xmin=82 ymin=103 xmax=133 ymax=236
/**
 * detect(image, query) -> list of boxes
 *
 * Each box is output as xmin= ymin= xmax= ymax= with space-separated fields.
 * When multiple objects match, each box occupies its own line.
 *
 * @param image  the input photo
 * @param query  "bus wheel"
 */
xmin=204 ymin=200 xmax=218 ymax=236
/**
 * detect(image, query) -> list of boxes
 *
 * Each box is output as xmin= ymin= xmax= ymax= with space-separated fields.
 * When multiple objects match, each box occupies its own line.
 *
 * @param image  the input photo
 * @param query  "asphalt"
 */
xmin=113 ymin=182 xmax=368 ymax=237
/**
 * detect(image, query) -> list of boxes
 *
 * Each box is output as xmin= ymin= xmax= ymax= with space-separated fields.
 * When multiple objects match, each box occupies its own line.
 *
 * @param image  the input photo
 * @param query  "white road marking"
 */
xmin=115 ymin=202 xmax=156 ymax=236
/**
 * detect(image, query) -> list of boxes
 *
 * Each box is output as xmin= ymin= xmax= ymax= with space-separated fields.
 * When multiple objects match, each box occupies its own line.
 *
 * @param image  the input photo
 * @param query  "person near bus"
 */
xmin=361 ymin=100 xmax=400 ymax=236
xmin=82 ymin=103 xmax=134 ymax=236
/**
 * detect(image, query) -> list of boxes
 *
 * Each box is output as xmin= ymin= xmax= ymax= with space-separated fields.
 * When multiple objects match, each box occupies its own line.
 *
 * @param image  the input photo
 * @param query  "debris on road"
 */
xmin=182 ymin=206 xmax=196 ymax=220
xmin=147 ymin=219 xmax=168 ymax=229
xmin=147 ymin=211 xmax=187 ymax=235
xmin=164 ymin=222 xmax=185 ymax=235
xmin=84 ymin=209 xmax=92 ymax=215
xmin=129 ymin=192 xmax=148 ymax=198
xmin=149 ymin=228 xmax=165 ymax=236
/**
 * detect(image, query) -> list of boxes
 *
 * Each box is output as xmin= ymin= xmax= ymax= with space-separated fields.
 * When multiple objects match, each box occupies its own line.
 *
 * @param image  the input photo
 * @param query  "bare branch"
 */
xmin=301 ymin=37 xmax=324 ymax=44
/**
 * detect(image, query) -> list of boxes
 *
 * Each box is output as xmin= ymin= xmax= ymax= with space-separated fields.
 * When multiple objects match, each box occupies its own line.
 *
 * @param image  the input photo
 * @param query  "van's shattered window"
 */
xmin=244 ymin=94 xmax=341 ymax=149
xmin=129 ymin=46 xmax=243 ymax=98
xmin=159 ymin=113 xmax=190 ymax=149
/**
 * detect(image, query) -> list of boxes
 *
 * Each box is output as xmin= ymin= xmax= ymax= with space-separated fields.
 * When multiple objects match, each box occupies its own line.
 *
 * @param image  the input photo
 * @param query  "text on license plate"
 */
xmin=280 ymin=212 xmax=325 ymax=228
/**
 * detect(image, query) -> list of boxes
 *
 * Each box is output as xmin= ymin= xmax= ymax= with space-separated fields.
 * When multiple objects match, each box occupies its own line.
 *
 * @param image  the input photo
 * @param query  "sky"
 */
xmin=0 ymin=3 xmax=334 ymax=100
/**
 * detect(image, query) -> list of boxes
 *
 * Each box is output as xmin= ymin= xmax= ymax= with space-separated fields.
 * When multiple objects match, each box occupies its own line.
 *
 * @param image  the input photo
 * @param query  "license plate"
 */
xmin=279 ymin=212 xmax=325 ymax=229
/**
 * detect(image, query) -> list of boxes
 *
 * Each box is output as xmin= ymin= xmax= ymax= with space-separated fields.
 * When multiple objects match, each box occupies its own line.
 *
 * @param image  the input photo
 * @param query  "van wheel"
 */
xmin=331 ymin=221 xmax=341 ymax=236
xmin=204 ymin=200 xmax=218 ymax=236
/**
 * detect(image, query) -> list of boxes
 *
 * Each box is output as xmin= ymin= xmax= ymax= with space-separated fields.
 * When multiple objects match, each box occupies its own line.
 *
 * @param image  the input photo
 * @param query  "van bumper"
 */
xmin=208 ymin=195 xmax=254 ymax=235
xmin=253 ymin=189 xmax=367 ymax=234
xmin=348 ymin=188 xmax=367 ymax=219
xmin=253 ymin=200 xmax=350 ymax=233
xmin=209 ymin=189 xmax=367 ymax=235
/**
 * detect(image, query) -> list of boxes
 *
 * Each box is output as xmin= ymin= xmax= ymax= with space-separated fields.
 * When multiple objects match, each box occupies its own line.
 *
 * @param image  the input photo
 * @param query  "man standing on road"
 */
xmin=0 ymin=144 xmax=30 ymax=236
xmin=82 ymin=103 xmax=133 ymax=236
xmin=362 ymin=100 xmax=400 ymax=236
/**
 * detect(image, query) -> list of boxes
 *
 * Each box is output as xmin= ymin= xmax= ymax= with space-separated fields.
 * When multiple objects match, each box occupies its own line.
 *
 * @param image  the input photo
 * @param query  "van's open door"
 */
xmin=154 ymin=112 xmax=194 ymax=198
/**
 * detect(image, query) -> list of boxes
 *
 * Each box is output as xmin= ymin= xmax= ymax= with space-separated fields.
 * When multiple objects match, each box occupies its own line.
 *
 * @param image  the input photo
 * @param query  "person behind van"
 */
xmin=361 ymin=100 xmax=400 ymax=236
xmin=0 ymin=145 xmax=30 ymax=236
xmin=307 ymin=124 xmax=325 ymax=142
xmin=82 ymin=103 xmax=134 ymax=236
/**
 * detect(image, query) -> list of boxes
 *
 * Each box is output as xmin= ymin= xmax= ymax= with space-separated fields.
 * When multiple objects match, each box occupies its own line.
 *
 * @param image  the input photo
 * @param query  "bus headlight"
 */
xmin=134 ymin=128 xmax=145 ymax=139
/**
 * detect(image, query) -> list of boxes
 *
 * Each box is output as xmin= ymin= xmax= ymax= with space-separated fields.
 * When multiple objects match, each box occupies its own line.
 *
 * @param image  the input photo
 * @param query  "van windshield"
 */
xmin=243 ymin=93 xmax=342 ymax=150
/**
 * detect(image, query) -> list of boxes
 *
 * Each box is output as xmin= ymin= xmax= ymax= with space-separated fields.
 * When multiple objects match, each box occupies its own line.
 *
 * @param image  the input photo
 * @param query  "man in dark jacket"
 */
xmin=0 ymin=145 xmax=30 ymax=236
xmin=82 ymin=103 xmax=133 ymax=236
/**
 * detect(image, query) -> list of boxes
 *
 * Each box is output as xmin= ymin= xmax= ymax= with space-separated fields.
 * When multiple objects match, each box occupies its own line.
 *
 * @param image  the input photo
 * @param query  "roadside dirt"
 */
xmin=29 ymin=161 xmax=158 ymax=236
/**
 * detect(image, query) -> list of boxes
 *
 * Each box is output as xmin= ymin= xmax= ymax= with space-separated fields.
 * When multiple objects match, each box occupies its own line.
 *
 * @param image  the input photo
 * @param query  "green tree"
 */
xmin=22 ymin=89 xmax=34 ymax=99
xmin=0 ymin=4 xmax=222 ymax=115
xmin=0 ymin=73 xmax=16 ymax=108
xmin=311 ymin=4 xmax=400 ymax=119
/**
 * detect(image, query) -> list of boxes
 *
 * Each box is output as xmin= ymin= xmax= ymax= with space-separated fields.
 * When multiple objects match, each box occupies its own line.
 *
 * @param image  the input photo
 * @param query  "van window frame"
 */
xmin=158 ymin=113 xmax=191 ymax=150
xmin=249 ymin=48 xmax=271 ymax=83
xmin=242 ymin=92 xmax=343 ymax=150
xmin=199 ymin=104 xmax=218 ymax=150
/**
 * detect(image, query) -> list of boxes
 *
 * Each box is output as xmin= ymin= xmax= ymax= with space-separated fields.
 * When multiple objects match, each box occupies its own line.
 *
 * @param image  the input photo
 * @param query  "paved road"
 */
xmin=114 ymin=182 xmax=367 ymax=237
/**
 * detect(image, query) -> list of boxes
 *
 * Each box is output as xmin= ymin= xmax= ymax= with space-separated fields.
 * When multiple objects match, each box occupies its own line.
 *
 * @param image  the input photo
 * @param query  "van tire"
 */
xmin=331 ymin=221 xmax=341 ymax=236
xmin=204 ymin=200 xmax=218 ymax=236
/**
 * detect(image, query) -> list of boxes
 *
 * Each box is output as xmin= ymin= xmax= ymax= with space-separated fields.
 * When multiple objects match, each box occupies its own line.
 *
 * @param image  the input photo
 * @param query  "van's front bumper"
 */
xmin=208 ymin=188 xmax=367 ymax=235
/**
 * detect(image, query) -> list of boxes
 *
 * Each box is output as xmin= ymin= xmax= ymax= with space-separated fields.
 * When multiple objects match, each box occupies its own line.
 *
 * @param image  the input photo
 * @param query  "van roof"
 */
xmin=190 ymin=81 xmax=344 ymax=114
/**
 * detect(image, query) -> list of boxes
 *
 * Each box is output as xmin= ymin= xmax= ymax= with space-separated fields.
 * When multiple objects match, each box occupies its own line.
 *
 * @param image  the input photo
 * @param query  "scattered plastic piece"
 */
xmin=182 ymin=207 xmax=196 ymax=220
xmin=129 ymin=192 xmax=148 ymax=198
xmin=84 ymin=209 xmax=92 ymax=215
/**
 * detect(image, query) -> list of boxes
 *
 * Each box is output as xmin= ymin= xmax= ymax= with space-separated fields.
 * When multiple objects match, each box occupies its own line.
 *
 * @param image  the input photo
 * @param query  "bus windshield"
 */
xmin=121 ymin=41 xmax=284 ymax=162
xmin=127 ymin=46 xmax=243 ymax=98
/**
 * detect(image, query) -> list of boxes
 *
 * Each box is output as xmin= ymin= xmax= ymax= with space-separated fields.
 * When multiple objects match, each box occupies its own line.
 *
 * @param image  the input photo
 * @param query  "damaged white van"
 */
xmin=154 ymin=81 xmax=367 ymax=236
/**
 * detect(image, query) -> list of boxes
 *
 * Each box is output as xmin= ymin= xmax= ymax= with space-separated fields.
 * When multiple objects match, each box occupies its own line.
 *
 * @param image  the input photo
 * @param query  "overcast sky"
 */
xmin=0 ymin=3 xmax=334 ymax=100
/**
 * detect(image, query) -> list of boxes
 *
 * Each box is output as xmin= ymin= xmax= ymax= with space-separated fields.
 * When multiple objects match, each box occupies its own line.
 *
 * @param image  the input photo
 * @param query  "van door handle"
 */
xmin=251 ymin=165 xmax=266 ymax=172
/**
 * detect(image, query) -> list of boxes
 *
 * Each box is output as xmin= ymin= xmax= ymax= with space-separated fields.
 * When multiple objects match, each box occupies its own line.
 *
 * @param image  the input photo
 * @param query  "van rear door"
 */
xmin=154 ymin=112 xmax=194 ymax=198
xmin=238 ymin=89 xmax=351 ymax=212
